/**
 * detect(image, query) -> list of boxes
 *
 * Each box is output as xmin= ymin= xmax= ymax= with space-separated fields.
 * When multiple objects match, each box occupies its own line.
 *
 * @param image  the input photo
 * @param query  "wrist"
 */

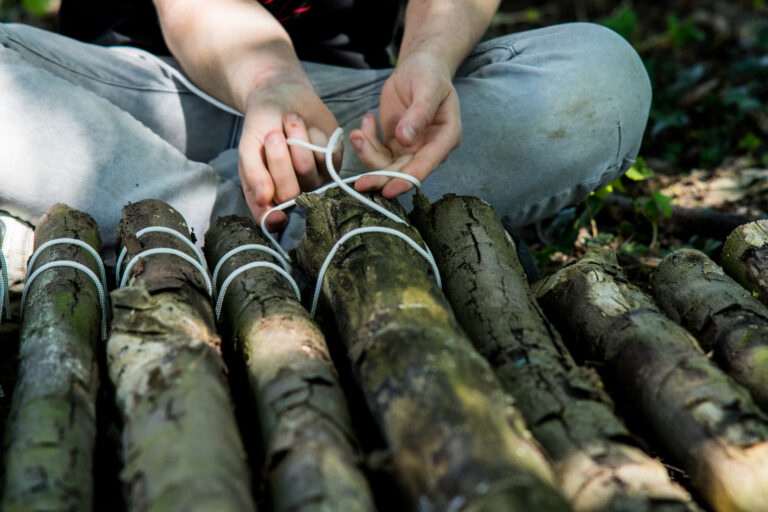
xmin=233 ymin=43 xmax=312 ymax=112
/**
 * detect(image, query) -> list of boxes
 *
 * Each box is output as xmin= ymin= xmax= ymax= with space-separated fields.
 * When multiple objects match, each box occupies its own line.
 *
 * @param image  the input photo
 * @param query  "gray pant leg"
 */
xmin=0 ymin=23 xmax=250 ymax=265
xmin=301 ymin=22 xmax=651 ymax=228
xmin=434 ymin=22 xmax=652 ymax=227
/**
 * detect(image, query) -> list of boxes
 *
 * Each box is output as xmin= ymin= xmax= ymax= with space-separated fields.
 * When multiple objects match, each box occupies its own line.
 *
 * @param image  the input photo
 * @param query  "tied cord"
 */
xmin=21 ymin=238 xmax=109 ymax=340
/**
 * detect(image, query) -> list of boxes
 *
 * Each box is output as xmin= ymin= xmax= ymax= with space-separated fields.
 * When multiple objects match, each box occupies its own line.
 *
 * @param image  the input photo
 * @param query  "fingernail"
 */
xmin=362 ymin=115 xmax=373 ymax=129
xmin=402 ymin=124 xmax=416 ymax=143
xmin=285 ymin=113 xmax=299 ymax=123
xmin=351 ymin=137 xmax=363 ymax=150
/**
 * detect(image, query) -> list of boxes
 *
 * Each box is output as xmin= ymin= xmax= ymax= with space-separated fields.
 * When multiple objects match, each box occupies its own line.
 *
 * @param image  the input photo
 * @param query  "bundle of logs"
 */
xmin=2 ymin=192 xmax=768 ymax=512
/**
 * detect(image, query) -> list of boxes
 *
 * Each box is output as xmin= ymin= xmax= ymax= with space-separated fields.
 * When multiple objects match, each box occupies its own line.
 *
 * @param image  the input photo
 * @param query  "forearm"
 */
xmin=153 ymin=0 xmax=309 ymax=112
xmin=399 ymin=0 xmax=500 ymax=75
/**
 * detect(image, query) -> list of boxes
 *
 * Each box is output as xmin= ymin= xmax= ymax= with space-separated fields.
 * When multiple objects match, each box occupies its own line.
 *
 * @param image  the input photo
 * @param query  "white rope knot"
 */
xmin=262 ymin=127 xmax=442 ymax=317
xmin=21 ymin=238 xmax=109 ymax=340
xmin=116 ymin=226 xmax=212 ymax=298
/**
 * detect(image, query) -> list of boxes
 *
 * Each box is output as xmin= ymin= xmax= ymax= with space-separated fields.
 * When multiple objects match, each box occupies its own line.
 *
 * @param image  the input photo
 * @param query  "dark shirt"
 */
xmin=58 ymin=0 xmax=402 ymax=68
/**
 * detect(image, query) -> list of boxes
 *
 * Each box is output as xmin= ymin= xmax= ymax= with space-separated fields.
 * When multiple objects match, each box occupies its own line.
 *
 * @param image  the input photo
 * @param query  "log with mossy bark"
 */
xmin=1 ymin=204 xmax=103 ymax=512
xmin=535 ymin=245 xmax=768 ymax=512
xmin=203 ymin=215 xmax=376 ymax=512
xmin=294 ymin=189 xmax=569 ymax=511
xmin=411 ymin=194 xmax=700 ymax=512
xmin=722 ymin=220 xmax=768 ymax=306
xmin=109 ymin=199 xmax=255 ymax=512
xmin=652 ymin=248 xmax=768 ymax=412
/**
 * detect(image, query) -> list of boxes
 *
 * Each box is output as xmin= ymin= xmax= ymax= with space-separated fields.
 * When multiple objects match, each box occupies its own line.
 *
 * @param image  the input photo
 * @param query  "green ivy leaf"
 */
xmin=652 ymin=190 xmax=674 ymax=218
xmin=21 ymin=0 xmax=56 ymax=16
xmin=625 ymin=156 xmax=654 ymax=181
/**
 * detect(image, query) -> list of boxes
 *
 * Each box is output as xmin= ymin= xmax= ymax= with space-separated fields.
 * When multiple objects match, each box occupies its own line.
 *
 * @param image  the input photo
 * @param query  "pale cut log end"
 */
xmin=722 ymin=220 xmax=768 ymax=305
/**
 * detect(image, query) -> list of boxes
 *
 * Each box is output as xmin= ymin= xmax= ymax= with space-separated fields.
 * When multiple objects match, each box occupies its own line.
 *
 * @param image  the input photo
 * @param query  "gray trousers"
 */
xmin=0 ymin=21 xmax=651 ymax=269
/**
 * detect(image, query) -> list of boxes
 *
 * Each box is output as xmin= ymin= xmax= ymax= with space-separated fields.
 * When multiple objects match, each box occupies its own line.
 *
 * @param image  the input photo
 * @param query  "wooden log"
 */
xmin=535 ymin=245 xmax=768 ymax=512
xmin=1 ymin=204 xmax=102 ymax=511
xmin=652 ymin=248 xmax=768 ymax=411
xmin=109 ymin=199 xmax=255 ymax=512
xmin=411 ymin=194 xmax=700 ymax=512
xmin=602 ymin=193 xmax=753 ymax=241
xmin=203 ymin=215 xmax=376 ymax=512
xmin=294 ymin=189 xmax=569 ymax=511
xmin=722 ymin=220 xmax=768 ymax=306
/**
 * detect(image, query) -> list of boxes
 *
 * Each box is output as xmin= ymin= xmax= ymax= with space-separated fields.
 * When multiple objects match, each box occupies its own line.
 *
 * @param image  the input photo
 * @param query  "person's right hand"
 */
xmin=238 ymin=68 xmax=340 ymax=230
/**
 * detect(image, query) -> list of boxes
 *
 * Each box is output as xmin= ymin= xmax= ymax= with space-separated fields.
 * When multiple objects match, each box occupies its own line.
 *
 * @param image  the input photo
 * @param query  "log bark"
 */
xmin=722 ymin=220 xmax=768 ymax=306
xmin=294 ymin=190 xmax=569 ymax=511
xmin=603 ymin=193 xmax=753 ymax=241
xmin=1 ymin=203 xmax=102 ymax=511
xmin=535 ymin=245 xmax=768 ymax=512
xmin=109 ymin=199 xmax=255 ymax=512
xmin=652 ymin=248 xmax=768 ymax=411
xmin=203 ymin=215 xmax=376 ymax=512
xmin=411 ymin=194 xmax=700 ymax=512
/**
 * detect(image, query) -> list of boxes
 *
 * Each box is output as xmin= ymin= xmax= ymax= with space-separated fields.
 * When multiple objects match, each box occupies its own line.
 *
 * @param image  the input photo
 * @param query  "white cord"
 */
xmin=119 ymin=248 xmax=213 ymax=298
xmin=27 ymin=238 xmax=107 ymax=294
xmin=310 ymin=226 xmax=442 ymax=317
xmin=21 ymin=261 xmax=108 ymax=341
xmin=0 ymin=250 xmax=9 ymax=321
xmin=116 ymin=226 xmax=206 ymax=284
xmin=110 ymin=46 xmax=243 ymax=118
xmin=211 ymin=244 xmax=291 ymax=293
xmin=108 ymin=47 xmax=441 ymax=318
xmin=215 ymin=262 xmax=301 ymax=321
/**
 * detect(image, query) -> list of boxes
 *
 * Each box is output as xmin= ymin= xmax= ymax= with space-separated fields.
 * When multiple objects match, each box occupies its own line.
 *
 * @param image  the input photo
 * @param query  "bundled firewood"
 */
xmin=652 ymin=248 xmax=768 ymax=411
xmin=2 ymin=204 xmax=103 ymax=511
xmin=109 ymin=199 xmax=255 ymax=511
xmin=536 ymin=245 xmax=768 ymax=512
xmin=204 ymin=215 xmax=376 ymax=512
xmin=722 ymin=220 xmax=768 ymax=306
xmin=411 ymin=195 xmax=700 ymax=512
xmin=294 ymin=189 xmax=570 ymax=511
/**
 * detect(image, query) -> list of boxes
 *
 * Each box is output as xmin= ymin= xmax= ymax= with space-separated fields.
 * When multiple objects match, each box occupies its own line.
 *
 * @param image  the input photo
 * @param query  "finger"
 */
xmin=260 ymin=206 xmax=288 ymax=233
xmin=238 ymin=129 xmax=276 ymax=215
xmin=354 ymin=153 xmax=413 ymax=192
xmin=397 ymin=81 xmax=447 ymax=146
xmin=349 ymin=116 xmax=393 ymax=170
xmin=264 ymin=130 xmax=301 ymax=204
xmin=283 ymin=113 xmax=323 ymax=190
xmin=307 ymin=126 xmax=333 ymax=183
xmin=384 ymin=127 xmax=461 ymax=199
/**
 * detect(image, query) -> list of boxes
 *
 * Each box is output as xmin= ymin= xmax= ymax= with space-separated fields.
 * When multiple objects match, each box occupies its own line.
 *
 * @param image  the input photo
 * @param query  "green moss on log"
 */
xmin=411 ymin=194 xmax=700 ymax=512
xmin=2 ymin=203 xmax=102 ymax=512
xmin=294 ymin=190 xmax=568 ymax=511
xmin=204 ymin=215 xmax=376 ymax=512
xmin=536 ymin=246 xmax=768 ymax=512
xmin=110 ymin=200 xmax=255 ymax=512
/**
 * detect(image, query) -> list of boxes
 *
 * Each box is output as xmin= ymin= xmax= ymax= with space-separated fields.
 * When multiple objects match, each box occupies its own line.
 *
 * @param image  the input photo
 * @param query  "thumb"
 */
xmin=396 ymin=85 xmax=443 ymax=146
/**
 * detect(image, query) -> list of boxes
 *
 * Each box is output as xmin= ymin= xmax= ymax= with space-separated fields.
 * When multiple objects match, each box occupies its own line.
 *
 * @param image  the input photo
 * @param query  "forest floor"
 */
xmin=490 ymin=0 xmax=768 ymax=281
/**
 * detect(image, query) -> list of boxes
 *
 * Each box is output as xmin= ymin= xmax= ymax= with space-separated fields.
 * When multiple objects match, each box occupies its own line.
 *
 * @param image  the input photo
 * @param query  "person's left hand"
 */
xmin=350 ymin=51 xmax=461 ymax=196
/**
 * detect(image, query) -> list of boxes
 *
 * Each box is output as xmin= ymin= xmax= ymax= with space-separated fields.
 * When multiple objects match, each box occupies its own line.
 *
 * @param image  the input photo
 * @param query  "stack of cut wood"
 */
xmin=2 ymin=197 xmax=768 ymax=512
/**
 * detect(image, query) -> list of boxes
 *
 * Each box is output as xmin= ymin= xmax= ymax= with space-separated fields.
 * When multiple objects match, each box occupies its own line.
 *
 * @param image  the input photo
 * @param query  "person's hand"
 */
xmin=238 ymin=69 xmax=340 ymax=230
xmin=350 ymin=51 xmax=461 ymax=197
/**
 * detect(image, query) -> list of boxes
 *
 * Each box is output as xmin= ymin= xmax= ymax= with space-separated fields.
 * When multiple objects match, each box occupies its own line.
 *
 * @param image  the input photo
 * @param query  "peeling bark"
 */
xmin=1 ymin=203 xmax=102 ymax=512
xmin=294 ymin=190 xmax=568 ymax=511
xmin=110 ymin=199 xmax=255 ymax=512
xmin=722 ymin=220 xmax=768 ymax=306
xmin=411 ymin=195 xmax=700 ymax=512
xmin=652 ymin=248 xmax=768 ymax=411
xmin=536 ymin=246 xmax=768 ymax=512
xmin=203 ymin=215 xmax=376 ymax=512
